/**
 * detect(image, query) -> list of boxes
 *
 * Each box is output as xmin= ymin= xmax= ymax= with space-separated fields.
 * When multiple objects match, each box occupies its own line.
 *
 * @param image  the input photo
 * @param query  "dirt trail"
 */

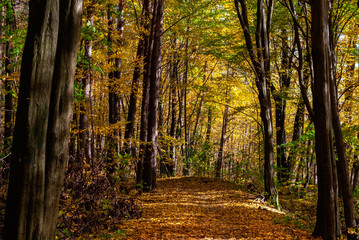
xmin=119 ymin=177 xmax=314 ymax=240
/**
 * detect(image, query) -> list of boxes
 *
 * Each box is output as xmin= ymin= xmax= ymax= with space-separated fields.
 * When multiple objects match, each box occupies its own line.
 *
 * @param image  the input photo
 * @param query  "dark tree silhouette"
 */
xmin=2 ymin=0 xmax=83 ymax=238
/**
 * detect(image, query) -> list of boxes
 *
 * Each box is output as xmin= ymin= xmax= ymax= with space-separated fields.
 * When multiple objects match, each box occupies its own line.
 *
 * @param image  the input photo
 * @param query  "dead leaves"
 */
xmin=115 ymin=177 xmax=314 ymax=239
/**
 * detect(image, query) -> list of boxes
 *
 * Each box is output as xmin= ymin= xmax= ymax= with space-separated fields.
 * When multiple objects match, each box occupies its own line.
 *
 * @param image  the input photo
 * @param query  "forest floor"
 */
xmin=81 ymin=177 xmax=317 ymax=239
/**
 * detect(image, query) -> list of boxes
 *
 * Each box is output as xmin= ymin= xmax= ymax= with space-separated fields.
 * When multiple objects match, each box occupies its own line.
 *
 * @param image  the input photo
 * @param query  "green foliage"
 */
xmin=74 ymin=82 xmax=85 ymax=102
xmin=110 ymin=153 xmax=132 ymax=182
xmin=352 ymin=186 xmax=359 ymax=200
xmin=100 ymin=229 xmax=125 ymax=239
xmin=82 ymin=20 xmax=99 ymax=41
xmin=116 ymin=153 xmax=131 ymax=167
xmin=342 ymin=123 xmax=359 ymax=153
xmin=188 ymin=140 xmax=214 ymax=177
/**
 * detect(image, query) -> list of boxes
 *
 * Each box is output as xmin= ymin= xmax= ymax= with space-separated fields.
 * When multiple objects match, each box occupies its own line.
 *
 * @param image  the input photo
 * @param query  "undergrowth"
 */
xmin=56 ymin=159 xmax=141 ymax=239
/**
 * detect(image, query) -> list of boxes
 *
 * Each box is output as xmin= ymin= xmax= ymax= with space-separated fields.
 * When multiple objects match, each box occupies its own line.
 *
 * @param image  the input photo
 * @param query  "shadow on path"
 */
xmin=120 ymin=177 xmax=314 ymax=240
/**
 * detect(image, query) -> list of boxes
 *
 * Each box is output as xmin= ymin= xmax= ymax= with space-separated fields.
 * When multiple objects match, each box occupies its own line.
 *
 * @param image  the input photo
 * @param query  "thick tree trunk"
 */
xmin=142 ymin=0 xmax=164 ymax=191
xmin=311 ymin=0 xmax=341 ymax=238
xmin=260 ymin=93 xmax=277 ymax=205
xmin=3 ymin=0 xmax=82 ymax=238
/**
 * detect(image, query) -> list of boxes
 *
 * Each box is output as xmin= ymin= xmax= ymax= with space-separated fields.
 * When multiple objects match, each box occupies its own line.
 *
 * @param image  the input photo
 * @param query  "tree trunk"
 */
xmin=287 ymin=0 xmax=314 ymax=121
xmin=68 ymin=112 xmax=77 ymax=165
xmin=215 ymin=105 xmax=229 ymax=179
xmin=206 ymin=105 xmax=212 ymax=142
xmin=287 ymin=100 xmax=304 ymax=173
xmin=330 ymin=55 xmax=356 ymax=230
xmin=124 ymin=0 xmax=149 ymax=155
xmin=234 ymin=0 xmax=278 ymax=207
xmin=205 ymin=105 xmax=213 ymax=177
xmin=274 ymin=29 xmax=291 ymax=182
xmin=0 ymin=5 xmax=2 ymax=75
xmin=351 ymin=153 xmax=359 ymax=192
xmin=176 ymin=72 xmax=184 ymax=174
xmin=3 ymin=0 xmax=82 ymax=238
xmin=137 ymin=0 xmax=153 ymax=185
xmin=328 ymin=5 xmax=356 ymax=229
xmin=0 ymin=5 xmax=3 ymax=153
xmin=311 ymin=0 xmax=341 ymax=237
xmin=107 ymin=1 xmax=124 ymax=175
xmin=182 ymin=36 xmax=190 ymax=176
xmin=78 ymin=3 xmax=94 ymax=162
xmin=142 ymin=0 xmax=164 ymax=191
xmin=167 ymin=42 xmax=178 ymax=175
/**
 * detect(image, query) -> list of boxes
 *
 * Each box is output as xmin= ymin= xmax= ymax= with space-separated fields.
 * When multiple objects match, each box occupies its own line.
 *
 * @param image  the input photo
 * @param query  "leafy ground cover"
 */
xmin=81 ymin=177 xmax=316 ymax=239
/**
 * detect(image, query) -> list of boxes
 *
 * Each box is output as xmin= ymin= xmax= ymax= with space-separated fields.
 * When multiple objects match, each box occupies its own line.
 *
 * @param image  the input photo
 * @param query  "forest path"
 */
xmin=118 ymin=177 xmax=314 ymax=240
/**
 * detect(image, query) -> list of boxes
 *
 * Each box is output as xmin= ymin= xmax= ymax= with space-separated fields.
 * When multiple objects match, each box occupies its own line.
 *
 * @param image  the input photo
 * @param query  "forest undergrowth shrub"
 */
xmin=277 ymin=184 xmax=317 ymax=231
xmin=56 ymin=159 xmax=141 ymax=239
xmin=0 ymin=176 xmax=7 ymax=234
xmin=352 ymin=187 xmax=359 ymax=214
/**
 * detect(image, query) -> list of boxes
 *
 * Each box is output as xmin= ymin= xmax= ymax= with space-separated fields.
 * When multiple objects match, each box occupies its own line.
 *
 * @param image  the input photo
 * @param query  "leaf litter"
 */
xmin=84 ymin=177 xmax=316 ymax=239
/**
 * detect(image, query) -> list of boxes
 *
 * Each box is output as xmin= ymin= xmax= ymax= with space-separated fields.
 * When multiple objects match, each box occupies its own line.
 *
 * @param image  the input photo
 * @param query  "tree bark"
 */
xmin=78 ymin=4 xmax=94 ymax=162
xmin=328 ymin=3 xmax=356 ymax=228
xmin=143 ymin=0 xmax=164 ymax=190
xmin=206 ymin=105 xmax=212 ymax=142
xmin=287 ymin=0 xmax=314 ymax=121
xmin=234 ymin=0 xmax=278 ymax=207
xmin=3 ymin=0 xmax=82 ymax=238
xmin=287 ymin=100 xmax=304 ymax=173
xmin=0 ymin=5 xmax=3 ymax=151
xmin=137 ymin=0 xmax=153 ymax=185
xmin=273 ymin=29 xmax=291 ymax=182
xmin=142 ymin=0 xmax=164 ymax=191
xmin=167 ymin=41 xmax=178 ymax=175
xmin=351 ymin=152 xmax=359 ymax=192
xmin=215 ymin=105 xmax=229 ymax=179
xmin=107 ymin=1 xmax=124 ymax=175
xmin=311 ymin=0 xmax=341 ymax=237
xmin=124 ymin=0 xmax=149 ymax=155
xmin=182 ymin=36 xmax=190 ymax=176
xmin=330 ymin=48 xmax=356 ymax=230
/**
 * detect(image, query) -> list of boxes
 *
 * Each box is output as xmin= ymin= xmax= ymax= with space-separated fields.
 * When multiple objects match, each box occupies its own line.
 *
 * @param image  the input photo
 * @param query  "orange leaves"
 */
xmin=115 ymin=177 xmax=314 ymax=239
